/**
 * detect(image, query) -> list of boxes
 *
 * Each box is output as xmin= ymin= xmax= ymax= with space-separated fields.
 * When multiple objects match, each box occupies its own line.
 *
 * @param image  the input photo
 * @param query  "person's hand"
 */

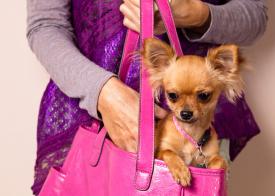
xmin=98 ymin=77 xmax=168 ymax=153
xmin=168 ymin=0 xmax=210 ymax=30
xmin=119 ymin=0 xmax=210 ymax=34
xmin=119 ymin=0 xmax=141 ymax=33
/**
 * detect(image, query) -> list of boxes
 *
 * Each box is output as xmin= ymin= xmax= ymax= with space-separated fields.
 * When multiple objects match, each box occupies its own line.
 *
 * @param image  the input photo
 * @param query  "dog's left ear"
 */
xmin=141 ymin=38 xmax=175 ymax=90
xmin=207 ymin=44 xmax=245 ymax=102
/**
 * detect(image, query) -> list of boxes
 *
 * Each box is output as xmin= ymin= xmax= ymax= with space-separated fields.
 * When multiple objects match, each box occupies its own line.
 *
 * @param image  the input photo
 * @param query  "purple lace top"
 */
xmin=31 ymin=0 xmax=260 ymax=194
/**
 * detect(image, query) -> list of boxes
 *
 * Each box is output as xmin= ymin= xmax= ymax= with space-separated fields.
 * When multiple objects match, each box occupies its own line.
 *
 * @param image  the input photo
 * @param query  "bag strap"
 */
xmin=118 ymin=1 xmax=183 ymax=82
xmin=118 ymin=0 xmax=182 ymax=191
xmin=120 ymin=0 xmax=182 ymax=190
xmin=155 ymin=0 xmax=183 ymax=56
xmin=134 ymin=0 xmax=155 ymax=190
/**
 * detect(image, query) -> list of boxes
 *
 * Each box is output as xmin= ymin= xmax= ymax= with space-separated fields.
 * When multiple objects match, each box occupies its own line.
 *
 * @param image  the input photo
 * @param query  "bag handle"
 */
xmin=134 ymin=0 xmax=155 ymax=190
xmin=118 ymin=0 xmax=183 ymax=190
xmin=118 ymin=1 xmax=183 ymax=82
xmin=155 ymin=0 xmax=183 ymax=56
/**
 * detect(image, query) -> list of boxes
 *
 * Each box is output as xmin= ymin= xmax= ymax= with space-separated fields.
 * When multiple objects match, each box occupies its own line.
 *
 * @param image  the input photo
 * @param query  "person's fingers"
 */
xmin=115 ymin=135 xmax=137 ymax=153
xmin=119 ymin=3 xmax=139 ymax=24
xmin=155 ymin=105 xmax=168 ymax=119
xmin=120 ymin=4 xmax=140 ymax=32
xmin=123 ymin=0 xmax=140 ymax=8
xmin=129 ymin=123 xmax=139 ymax=141
xmin=123 ymin=17 xmax=140 ymax=33
xmin=126 ymin=138 xmax=138 ymax=153
xmin=109 ymin=131 xmax=136 ymax=152
xmin=124 ymin=0 xmax=140 ymax=17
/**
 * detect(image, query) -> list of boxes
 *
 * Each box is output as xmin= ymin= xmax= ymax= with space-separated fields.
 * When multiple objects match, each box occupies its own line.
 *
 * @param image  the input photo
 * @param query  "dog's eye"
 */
xmin=197 ymin=92 xmax=212 ymax=102
xmin=167 ymin=92 xmax=178 ymax=102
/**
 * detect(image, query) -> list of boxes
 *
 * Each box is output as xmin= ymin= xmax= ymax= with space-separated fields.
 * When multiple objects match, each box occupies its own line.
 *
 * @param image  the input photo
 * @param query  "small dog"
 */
xmin=141 ymin=38 xmax=245 ymax=186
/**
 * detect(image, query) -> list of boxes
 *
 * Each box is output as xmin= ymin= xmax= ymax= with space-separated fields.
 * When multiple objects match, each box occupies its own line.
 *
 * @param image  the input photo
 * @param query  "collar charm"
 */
xmin=173 ymin=116 xmax=211 ymax=168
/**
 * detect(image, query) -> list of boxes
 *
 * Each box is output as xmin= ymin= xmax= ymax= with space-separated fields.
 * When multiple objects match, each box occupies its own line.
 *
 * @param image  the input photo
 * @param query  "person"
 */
xmin=27 ymin=0 xmax=267 ymax=195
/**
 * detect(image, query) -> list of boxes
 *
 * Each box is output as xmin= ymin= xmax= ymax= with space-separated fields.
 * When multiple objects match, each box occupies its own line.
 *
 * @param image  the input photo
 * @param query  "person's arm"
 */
xmin=26 ymin=0 xmax=116 ymax=120
xmin=182 ymin=0 xmax=268 ymax=45
xmin=120 ymin=0 xmax=267 ymax=46
xmin=27 ymin=0 xmax=167 ymax=153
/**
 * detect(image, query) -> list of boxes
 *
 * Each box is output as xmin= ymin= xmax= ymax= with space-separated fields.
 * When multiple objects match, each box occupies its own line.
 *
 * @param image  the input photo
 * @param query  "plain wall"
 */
xmin=0 ymin=0 xmax=274 ymax=195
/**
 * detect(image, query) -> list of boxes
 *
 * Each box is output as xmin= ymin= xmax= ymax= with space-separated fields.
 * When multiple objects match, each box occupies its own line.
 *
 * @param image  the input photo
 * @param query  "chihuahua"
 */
xmin=141 ymin=38 xmax=244 ymax=186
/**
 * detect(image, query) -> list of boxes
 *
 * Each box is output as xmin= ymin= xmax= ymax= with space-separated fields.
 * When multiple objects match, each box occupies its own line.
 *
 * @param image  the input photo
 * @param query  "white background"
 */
xmin=0 ymin=0 xmax=274 ymax=195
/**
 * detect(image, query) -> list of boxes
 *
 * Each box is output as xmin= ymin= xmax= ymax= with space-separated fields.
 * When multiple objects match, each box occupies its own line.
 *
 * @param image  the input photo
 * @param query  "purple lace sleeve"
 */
xmin=27 ymin=0 xmax=116 ymax=120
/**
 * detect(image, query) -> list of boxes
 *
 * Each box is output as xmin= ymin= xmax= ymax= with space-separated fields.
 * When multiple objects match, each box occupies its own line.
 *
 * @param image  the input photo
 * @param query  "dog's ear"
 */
xmin=207 ymin=44 xmax=245 ymax=102
xmin=141 ymin=38 xmax=175 ymax=89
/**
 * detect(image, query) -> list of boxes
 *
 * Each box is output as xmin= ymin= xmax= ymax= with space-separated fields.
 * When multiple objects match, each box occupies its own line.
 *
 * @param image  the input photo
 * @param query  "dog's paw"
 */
xmin=166 ymin=156 xmax=191 ymax=187
xmin=207 ymin=155 xmax=228 ymax=170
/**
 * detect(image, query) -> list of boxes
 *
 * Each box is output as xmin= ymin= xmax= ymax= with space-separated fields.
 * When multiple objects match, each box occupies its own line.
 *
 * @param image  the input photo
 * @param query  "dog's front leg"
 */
xmin=157 ymin=149 xmax=191 ymax=186
xmin=207 ymin=154 xmax=228 ymax=170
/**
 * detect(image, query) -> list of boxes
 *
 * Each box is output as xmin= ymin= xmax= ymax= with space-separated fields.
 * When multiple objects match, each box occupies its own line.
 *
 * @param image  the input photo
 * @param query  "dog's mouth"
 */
xmin=177 ymin=116 xmax=198 ymax=124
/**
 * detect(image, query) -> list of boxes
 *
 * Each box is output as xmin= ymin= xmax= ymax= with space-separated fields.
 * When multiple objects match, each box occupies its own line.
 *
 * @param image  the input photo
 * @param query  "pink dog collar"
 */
xmin=172 ymin=115 xmax=211 ymax=149
xmin=173 ymin=115 xmax=211 ymax=168
xmin=173 ymin=115 xmax=200 ymax=149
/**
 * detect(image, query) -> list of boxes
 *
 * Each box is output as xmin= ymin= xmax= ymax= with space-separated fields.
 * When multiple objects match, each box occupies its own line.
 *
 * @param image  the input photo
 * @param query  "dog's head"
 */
xmin=141 ymin=38 xmax=244 ymax=127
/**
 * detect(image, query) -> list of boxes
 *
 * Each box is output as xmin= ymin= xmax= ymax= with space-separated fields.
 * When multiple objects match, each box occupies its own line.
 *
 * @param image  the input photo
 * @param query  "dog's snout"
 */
xmin=180 ymin=110 xmax=193 ymax=121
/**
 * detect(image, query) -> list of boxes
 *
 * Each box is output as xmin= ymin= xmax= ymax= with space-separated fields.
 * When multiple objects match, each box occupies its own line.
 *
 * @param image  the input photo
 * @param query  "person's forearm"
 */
xmin=27 ymin=0 xmax=115 ymax=119
xmin=183 ymin=0 xmax=268 ymax=46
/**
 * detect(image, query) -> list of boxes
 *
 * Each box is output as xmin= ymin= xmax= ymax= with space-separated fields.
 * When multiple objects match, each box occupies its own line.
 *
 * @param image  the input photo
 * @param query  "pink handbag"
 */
xmin=39 ymin=0 xmax=226 ymax=195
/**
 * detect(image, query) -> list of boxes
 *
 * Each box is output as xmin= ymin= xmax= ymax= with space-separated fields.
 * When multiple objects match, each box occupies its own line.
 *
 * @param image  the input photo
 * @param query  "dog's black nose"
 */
xmin=180 ymin=110 xmax=193 ymax=121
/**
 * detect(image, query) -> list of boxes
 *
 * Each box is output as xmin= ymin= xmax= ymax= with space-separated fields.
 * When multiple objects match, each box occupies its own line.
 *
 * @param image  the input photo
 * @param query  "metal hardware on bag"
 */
xmin=176 ymin=178 xmax=180 ymax=184
xmin=173 ymin=116 xmax=211 ymax=169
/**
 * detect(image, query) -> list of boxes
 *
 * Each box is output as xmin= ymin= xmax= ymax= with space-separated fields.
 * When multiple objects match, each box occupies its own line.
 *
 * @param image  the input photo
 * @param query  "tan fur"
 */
xmin=206 ymin=45 xmax=245 ymax=102
xmin=142 ymin=38 xmax=244 ymax=186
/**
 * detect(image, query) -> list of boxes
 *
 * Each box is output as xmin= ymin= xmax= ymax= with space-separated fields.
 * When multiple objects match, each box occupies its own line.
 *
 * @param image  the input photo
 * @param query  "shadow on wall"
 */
xmin=229 ymin=0 xmax=275 ymax=195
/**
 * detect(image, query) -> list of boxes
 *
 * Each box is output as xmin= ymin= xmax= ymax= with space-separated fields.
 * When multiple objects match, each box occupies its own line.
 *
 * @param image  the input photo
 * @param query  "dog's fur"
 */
xmin=141 ymin=38 xmax=244 ymax=186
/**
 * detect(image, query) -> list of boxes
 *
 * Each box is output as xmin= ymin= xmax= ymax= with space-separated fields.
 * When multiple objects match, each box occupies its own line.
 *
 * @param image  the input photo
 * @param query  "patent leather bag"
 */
xmin=39 ymin=0 xmax=226 ymax=195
